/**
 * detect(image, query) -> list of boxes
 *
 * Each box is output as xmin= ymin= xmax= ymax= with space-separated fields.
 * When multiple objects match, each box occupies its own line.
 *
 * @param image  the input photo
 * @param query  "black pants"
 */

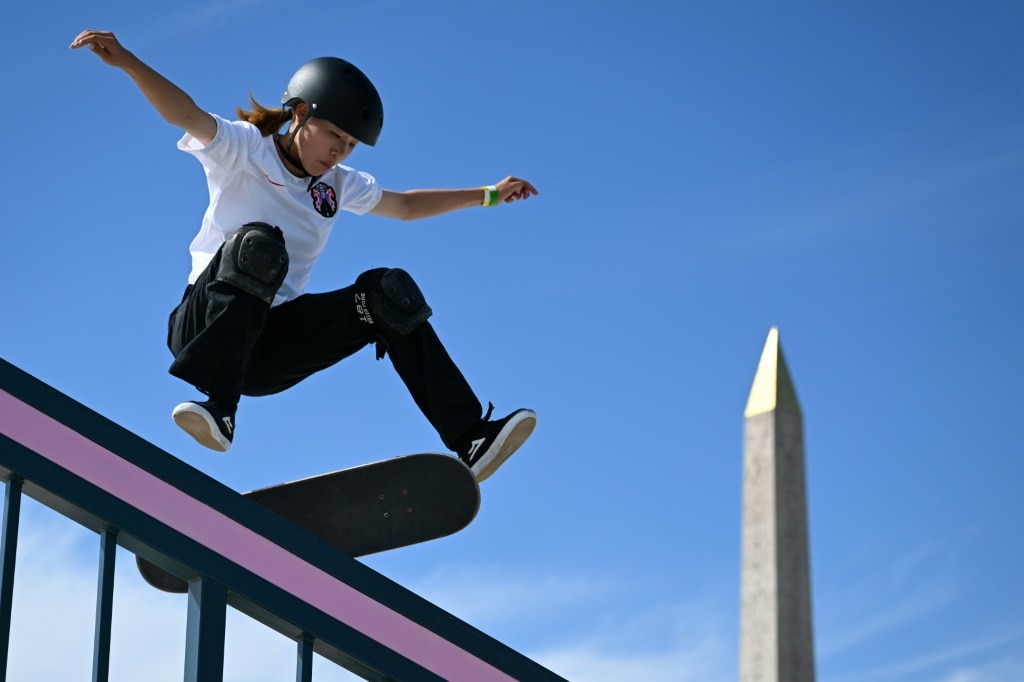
xmin=166 ymin=248 xmax=482 ymax=449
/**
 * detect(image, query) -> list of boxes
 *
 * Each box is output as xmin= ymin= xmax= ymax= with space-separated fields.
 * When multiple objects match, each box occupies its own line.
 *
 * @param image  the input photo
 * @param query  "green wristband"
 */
xmin=482 ymin=185 xmax=499 ymax=207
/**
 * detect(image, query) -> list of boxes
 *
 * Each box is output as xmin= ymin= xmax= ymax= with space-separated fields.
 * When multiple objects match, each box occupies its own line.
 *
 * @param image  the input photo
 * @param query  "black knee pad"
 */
xmin=214 ymin=222 xmax=289 ymax=304
xmin=355 ymin=267 xmax=433 ymax=336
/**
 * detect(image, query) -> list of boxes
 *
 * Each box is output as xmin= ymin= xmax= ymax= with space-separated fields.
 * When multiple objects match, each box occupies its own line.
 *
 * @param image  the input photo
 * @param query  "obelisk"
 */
xmin=739 ymin=328 xmax=815 ymax=682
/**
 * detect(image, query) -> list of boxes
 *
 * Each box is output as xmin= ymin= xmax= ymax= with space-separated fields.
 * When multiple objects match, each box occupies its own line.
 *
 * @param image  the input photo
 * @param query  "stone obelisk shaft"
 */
xmin=739 ymin=328 xmax=815 ymax=682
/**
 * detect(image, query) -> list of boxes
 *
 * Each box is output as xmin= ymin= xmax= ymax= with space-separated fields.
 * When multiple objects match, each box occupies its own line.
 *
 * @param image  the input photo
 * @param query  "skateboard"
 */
xmin=137 ymin=453 xmax=480 ymax=593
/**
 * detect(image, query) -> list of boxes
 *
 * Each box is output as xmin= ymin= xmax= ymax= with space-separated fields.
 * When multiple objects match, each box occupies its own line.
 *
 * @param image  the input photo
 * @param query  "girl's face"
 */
xmin=290 ymin=104 xmax=359 ymax=175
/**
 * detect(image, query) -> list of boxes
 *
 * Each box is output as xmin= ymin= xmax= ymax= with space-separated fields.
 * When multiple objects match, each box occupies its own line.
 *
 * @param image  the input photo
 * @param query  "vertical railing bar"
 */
xmin=92 ymin=527 xmax=118 ymax=682
xmin=296 ymin=634 xmax=315 ymax=682
xmin=184 ymin=578 xmax=227 ymax=682
xmin=0 ymin=477 xmax=23 ymax=682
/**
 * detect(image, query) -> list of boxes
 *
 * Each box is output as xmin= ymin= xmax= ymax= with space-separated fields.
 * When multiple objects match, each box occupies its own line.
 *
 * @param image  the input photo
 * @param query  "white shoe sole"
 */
xmin=172 ymin=403 xmax=231 ymax=452
xmin=471 ymin=410 xmax=537 ymax=482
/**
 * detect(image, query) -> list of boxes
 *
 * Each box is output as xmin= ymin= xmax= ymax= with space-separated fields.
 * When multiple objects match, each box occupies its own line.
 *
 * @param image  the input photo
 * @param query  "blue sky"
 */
xmin=2 ymin=1 xmax=1022 ymax=680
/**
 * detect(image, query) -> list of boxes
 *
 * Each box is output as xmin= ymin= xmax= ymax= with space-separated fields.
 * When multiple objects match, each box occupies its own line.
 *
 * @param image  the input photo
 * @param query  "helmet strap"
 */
xmin=275 ymin=109 xmax=313 ymax=178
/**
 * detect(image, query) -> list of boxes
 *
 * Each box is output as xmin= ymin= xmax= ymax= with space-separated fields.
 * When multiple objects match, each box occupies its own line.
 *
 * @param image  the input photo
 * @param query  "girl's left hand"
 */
xmin=495 ymin=176 xmax=539 ymax=204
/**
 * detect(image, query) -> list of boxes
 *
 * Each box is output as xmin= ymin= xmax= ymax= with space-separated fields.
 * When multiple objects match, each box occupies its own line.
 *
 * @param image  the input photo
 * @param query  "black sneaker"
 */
xmin=172 ymin=400 xmax=236 ymax=452
xmin=456 ymin=404 xmax=537 ymax=482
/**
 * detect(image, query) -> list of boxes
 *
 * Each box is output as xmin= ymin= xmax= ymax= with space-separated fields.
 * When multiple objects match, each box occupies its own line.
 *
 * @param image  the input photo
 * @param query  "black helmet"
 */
xmin=281 ymin=57 xmax=384 ymax=146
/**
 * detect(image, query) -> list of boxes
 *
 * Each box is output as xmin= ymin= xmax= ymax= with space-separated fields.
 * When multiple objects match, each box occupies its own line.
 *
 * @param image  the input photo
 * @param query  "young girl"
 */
xmin=71 ymin=30 xmax=538 ymax=482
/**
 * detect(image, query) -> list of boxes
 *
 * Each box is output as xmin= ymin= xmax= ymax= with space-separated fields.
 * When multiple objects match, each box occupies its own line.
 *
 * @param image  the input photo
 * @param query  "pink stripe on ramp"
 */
xmin=0 ymin=389 xmax=513 ymax=682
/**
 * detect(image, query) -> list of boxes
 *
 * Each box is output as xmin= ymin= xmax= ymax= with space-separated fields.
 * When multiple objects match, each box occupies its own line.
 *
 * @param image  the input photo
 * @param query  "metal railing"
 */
xmin=0 ymin=358 xmax=565 ymax=682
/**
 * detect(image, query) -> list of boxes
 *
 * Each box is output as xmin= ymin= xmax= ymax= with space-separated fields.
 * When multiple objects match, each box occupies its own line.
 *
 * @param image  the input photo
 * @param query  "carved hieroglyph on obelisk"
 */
xmin=740 ymin=328 xmax=815 ymax=682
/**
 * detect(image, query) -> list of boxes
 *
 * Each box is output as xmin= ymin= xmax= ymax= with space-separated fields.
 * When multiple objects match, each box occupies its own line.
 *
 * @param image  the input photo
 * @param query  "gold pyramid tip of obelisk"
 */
xmin=744 ymin=327 xmax=801 ymax=418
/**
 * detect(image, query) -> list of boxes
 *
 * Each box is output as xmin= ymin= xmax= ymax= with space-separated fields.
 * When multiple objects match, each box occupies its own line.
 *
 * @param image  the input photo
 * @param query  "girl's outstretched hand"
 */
xmin=495 ymin=176 xmax=539 ymax=204
xmin=68 ymin=30 xmax=216 ymax=144
xmin=70 ymin=30 xmax=135 ymax=69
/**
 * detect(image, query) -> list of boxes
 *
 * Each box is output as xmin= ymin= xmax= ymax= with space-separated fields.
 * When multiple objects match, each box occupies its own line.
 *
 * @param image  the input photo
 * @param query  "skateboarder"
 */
xmin=71 ymin=30 xmax=537 ymax=482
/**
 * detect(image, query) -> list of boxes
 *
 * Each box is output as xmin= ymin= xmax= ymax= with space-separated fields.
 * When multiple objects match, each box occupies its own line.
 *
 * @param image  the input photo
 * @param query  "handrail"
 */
xmin=0 ymin=358 xmax=565 ymax=682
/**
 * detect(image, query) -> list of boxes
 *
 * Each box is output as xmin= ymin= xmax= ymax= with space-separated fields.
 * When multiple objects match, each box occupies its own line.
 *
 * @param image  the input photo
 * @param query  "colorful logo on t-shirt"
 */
xmin=310 ymin=182 xmax=337 ymax=218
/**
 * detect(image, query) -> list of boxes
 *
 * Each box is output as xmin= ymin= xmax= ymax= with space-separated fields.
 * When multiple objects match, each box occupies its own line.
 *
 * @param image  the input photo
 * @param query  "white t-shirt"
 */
xmin=178 ymin=114 xmax=383 ymax=307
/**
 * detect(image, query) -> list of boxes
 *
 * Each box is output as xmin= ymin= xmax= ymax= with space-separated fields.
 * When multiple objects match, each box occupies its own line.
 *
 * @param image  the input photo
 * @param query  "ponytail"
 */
xmin=236 ymin=93 xmax=293 ymax=137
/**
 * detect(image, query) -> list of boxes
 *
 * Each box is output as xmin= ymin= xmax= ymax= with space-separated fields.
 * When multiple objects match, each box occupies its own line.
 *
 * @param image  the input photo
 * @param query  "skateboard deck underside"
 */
xmin=137 ymin=453 xmax=479 ymax=593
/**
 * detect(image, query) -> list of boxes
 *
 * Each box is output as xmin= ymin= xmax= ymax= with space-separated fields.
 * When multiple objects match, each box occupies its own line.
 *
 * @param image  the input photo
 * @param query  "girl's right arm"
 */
xmin=71 ymin=30 xmax=217 ymax=146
